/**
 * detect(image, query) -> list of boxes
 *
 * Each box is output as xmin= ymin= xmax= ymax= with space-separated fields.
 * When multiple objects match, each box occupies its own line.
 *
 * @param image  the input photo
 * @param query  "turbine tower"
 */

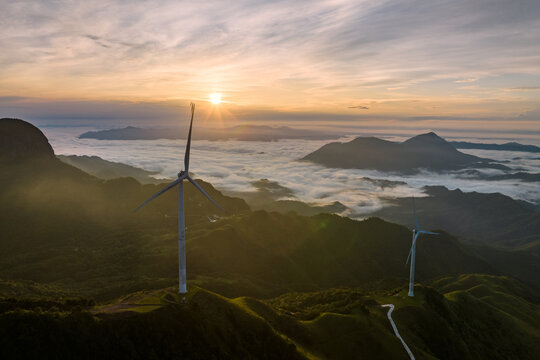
xmin=135 ymin=102 xmax=224 ymax=294
xmin=406 ymin=197 xmax=438 ymax=297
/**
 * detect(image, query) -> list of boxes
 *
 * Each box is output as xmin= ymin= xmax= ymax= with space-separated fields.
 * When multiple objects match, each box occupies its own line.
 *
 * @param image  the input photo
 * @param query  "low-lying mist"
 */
xmin=43 ymin=127 xmax=540 ymax=218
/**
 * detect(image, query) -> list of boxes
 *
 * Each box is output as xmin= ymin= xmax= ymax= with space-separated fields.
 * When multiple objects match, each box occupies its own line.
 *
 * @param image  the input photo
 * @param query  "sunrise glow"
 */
xmin=210 ymin=93 xmax=222 ymax=105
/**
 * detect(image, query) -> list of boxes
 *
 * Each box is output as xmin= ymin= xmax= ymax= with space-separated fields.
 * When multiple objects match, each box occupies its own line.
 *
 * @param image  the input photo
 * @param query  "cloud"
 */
xmin=4 ymin=96 xmax=539 ymax=142
xmin=1 ymin=0 xmax=540 ymax=117
xmin=0 ymin=96 xmax=27 ymax=103
xmin=348 ymin=105 xmax=369 ymax=109
xmin=455 ymin=78 xmax=478 ymax=83
xmin=508 ymin=86 xmax=540 ymax=91
xmin=42 ymin=126 xmax=540 ymax=217
xmin=0 ymin=98 xmax=187 ymax=124
xmin=517 ymin=108 xmax=540 ymax=120
xmin=84 ymin=34 xmax=111 ymax=48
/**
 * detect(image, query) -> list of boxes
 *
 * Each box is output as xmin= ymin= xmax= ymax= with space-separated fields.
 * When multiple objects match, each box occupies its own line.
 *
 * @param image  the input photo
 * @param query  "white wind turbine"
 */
xmin=406 ymin=197 xmax=438 ymax=297
xmin=135 ymin=102 xmax=224 ymax=294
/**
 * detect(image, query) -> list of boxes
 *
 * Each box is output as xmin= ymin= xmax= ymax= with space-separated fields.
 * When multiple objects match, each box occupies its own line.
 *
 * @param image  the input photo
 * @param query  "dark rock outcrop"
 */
xmin=0 ymin=118 xmax=55 ymax=161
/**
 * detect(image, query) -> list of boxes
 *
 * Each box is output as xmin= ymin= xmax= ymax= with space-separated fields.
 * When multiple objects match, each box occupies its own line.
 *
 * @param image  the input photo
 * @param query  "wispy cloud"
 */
xmin=508 ymin=86 xmax=540 ymax=91
xmin=455 ymin=78 xmax=478 ymax=83
xmin=0 ymin=96 xmax=27 ymax=103
xmin=1 ymin=0 xmax=539 ymax=126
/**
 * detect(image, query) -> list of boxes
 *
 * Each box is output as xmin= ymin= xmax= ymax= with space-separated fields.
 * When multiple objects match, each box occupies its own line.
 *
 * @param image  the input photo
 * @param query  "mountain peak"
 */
xmin=301 ymin=131 xmax=492 ymax=173
xmin=403 ymin=131 xmax=444 ymax=142
xmin=402 ymin=131 xmax=455 ymax=150
xmin=0 ymin=118 xmax=55 ymax=161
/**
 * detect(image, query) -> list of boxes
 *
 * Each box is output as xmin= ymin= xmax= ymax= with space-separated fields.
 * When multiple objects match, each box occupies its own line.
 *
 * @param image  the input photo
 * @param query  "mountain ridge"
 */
xmin=370 ymin=185 xmax=540 ymax=248
xmin=302 ymin=132 xmax=508 ymax=173
xmin=79 ymin=124 xmax=343 ymax=141
xmin=451 ymin=140 xmax=540 ymax=153
xmin=57 ymin=154 xmax=165 ymax=184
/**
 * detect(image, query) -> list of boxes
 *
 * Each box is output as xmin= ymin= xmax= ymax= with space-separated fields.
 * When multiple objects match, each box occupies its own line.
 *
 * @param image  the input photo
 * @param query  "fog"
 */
xmin=42 ymin=126 xmax=540 ymax=218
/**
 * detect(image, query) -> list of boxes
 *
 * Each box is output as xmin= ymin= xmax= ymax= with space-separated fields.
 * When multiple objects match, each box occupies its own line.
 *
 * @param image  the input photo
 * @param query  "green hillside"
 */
xmin=57 ymin=154 xmax=165 ymax=184
xmin=1 ymin=276 xmax=537 ymax=360
xmin=371 ymin=186 xmax=540 ymax=248
xmin=187 ymin=211 xmax=497 ymax=297
xmin=1 ymin=150 xmax=538 ymax=301
xmin=0 ymin=287 xmax=304 ymax=360
xmin=1 ymin=119 xmax=539 ymax=359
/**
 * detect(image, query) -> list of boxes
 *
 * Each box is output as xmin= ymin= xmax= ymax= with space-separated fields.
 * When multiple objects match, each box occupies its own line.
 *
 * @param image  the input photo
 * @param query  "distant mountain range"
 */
xmin=370 ymin=186 xmax=540 ymax=249
xmin=239 ymin=179 xmax=540 ymax=250
xmin=58 ymin=154 xmax=166 ymax=184
xmin=79 ymin=124 xmax=342 ymax=141
xmin=456 ymin=169 xmax=540 ymax=183
xmin=53 ymin=141 xmax=540 ymax=249
xmin=451 ymin=141 xmax=540 ymax=153
xmin=302 ymin=132 xmax=509 ymax=173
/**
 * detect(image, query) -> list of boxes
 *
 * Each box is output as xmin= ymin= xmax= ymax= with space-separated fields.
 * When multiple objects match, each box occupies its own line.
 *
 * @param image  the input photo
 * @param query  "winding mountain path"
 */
xmin=381 ymin=304 xmax=415 ymax=360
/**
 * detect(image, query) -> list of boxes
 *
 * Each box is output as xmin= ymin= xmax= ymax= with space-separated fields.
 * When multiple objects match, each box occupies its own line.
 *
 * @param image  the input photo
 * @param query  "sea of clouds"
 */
xmin=41 ymin=126 xmax=540 ymax=218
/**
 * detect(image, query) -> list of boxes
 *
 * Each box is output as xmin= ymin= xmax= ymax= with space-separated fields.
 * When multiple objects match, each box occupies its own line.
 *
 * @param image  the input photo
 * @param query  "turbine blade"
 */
xmin=134 ymin=178 xmax=181 ymax=212
xmin=418 ymin=230 xmax=439 ymax=235
xmin=405 ymin=246 xmax=413 ymax=264
xmin=187 ymin=177 xmax=225 ymax=212
xmin=405 ymin=232 xmax=420 ymax=264
xmin=413 ymin=196 xmax=420 ymax=230
xmin=184 ymin=102 xmax=195 ymax=172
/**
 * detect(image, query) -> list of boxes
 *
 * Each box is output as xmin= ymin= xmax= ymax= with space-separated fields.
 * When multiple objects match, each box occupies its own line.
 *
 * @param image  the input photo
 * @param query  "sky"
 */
xmin=1 ymin=0 xmax=540 ymax=136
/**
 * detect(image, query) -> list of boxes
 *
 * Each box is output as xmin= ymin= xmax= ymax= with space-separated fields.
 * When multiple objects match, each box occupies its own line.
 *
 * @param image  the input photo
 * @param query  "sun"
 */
xmin=210 ymin=93 xmax=222 ymax=104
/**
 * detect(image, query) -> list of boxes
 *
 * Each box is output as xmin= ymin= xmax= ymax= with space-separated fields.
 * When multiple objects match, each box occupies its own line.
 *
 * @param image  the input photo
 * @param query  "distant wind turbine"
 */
xmin=134 ymin=102 xmax=224 ymax=294
xmin=406 ymin=197 xmax=438 ymax=297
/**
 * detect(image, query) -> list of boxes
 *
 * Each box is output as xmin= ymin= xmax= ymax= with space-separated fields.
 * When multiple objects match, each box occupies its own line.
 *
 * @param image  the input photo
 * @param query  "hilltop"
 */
xmin=0 ymin=278 xmax=538 ymax=360
xmin=0 ymin=118 xmax=55 ymax=161
xmin=302 ymin=132 xmax=508 ymax=173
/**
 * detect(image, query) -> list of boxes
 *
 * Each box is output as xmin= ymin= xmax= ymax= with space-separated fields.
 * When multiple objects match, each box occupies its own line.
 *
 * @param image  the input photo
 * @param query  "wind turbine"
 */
xmin=406 ymin=197 xmax=438 ymax=297
xmin=134 ymin=102 xmax=224 ymax=294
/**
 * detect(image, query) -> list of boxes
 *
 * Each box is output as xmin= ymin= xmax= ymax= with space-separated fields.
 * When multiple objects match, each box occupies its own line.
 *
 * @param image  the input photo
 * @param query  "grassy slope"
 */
xmin=0 ymin=287 xmax=304 ymax=360
xmin=259 ymin=277 xmax=540 ymax=360
xmin=0 ymin=158 xmax=249 ymax=299
xmin=188 ymin=211 xmax=497 ymax=298
xmin=57 ymin=154 xmax=164 ymax=184
xmin=371 ymin=186 xmax=540 ymax=248
xmin=3 ymin=275 xmax=535 ymax=360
